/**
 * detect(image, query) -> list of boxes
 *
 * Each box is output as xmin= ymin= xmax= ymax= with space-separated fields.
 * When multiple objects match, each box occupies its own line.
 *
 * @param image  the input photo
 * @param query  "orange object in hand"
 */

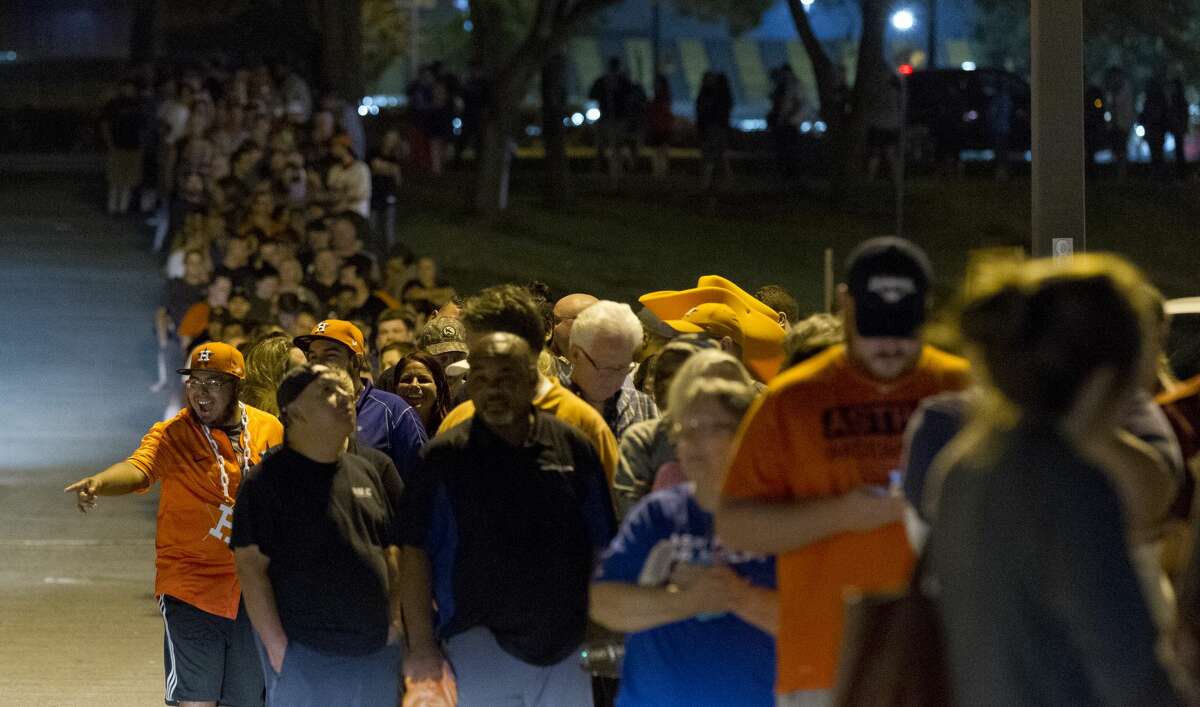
xmin=402 ymin=662 xmax=458 ymax=707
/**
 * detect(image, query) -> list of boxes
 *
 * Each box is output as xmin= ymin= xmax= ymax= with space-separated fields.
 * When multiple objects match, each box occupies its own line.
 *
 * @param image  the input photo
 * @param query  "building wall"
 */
xmin=570 ymin=0 xmax=977 ymax=118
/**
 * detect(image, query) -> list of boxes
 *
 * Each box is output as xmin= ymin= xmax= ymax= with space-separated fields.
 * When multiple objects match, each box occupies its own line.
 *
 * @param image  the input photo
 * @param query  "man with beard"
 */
xmin=717 ymin=237 xmax=971 ymax=706
xmin=66 ymin=342 xmax=283 ymax=707
xmin=232 ymin=365 xmax=406 ymax=705
xmin=400 ymin=333 xmax=616 ymax=705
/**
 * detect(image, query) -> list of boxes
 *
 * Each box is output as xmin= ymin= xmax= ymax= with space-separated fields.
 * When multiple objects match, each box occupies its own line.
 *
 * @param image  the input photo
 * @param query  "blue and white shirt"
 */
xmin=596 ymin=483 xmax=777 ymax=707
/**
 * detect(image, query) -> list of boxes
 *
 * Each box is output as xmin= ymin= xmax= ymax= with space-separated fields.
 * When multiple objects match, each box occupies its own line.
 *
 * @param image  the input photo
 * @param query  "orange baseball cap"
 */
xmin=293 ymin=319 xmax=366 ymax=356
xmin=177 ymin=342 xmax=246 ymax=379
xmin=663 ymin=303 xmax=745 ymax=349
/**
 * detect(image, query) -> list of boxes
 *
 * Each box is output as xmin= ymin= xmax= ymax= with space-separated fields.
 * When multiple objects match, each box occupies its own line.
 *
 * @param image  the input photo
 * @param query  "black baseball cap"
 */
xmin=844 ymin=236 xmax=932 ymax=339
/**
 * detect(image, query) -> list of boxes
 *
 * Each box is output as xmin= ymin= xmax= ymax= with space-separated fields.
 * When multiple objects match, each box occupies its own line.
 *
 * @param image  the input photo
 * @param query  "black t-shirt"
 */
xmin=405 ymin=412 xmax=617 ymax=665
xmin=231 ymin=446 xmax=405 ymax=656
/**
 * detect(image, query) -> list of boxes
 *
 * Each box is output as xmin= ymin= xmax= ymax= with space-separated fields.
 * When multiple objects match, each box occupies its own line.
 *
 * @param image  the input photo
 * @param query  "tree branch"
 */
xmin=785 ymin=0 xmax=841 ymax=124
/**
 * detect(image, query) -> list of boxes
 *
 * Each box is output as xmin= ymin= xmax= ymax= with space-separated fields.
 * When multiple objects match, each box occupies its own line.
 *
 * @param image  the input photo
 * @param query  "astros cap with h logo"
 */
xmin=176 ymin=342 xmax=246 ymax=379
xmin=293 ymin=319 xmax=366 ymax=356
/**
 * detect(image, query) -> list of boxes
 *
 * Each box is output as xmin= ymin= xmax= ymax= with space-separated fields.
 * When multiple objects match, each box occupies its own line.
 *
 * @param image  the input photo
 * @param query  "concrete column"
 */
xmin=1030 ymin=0 xmax=1086 ymax=257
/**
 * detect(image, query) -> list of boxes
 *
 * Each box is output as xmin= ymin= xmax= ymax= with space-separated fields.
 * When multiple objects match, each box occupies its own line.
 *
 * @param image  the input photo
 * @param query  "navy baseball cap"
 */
xmin=844 ymin=237 xmax=932 ymax=339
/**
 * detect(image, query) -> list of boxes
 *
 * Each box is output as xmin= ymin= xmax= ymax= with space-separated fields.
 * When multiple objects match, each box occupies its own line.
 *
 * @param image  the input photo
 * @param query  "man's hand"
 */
xmin=836 ymin=488 xmax=907 ymax=533
xmin=264 ymin=636 xmax=288 ymax=674
xmin=64 ymin=477 xmax=101 ymax=513
xmin=670 ymin=563 xmax=742 ymax=616
xmin=387 ymin=620 xmax=403 ymax=646
xmin=403 ymin=640 xmax=444 ymax=681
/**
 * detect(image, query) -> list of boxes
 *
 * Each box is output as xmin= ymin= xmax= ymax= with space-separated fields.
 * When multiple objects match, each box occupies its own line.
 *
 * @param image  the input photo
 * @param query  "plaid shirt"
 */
xmin=564 ymin=370 xmax=659 ymax=441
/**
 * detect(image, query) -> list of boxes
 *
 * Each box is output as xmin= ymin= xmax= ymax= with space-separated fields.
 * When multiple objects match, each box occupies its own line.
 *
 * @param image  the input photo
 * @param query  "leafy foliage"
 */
xmin=362 ymin=0 xmax=410 ymax=85
xmin=974 ymin=0 xmax=1200 ymax=80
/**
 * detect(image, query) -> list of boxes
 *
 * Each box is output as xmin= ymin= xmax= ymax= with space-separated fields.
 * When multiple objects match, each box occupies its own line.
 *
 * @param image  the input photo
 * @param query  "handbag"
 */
xmin=832 ymin=547 xmax=952 ymax=707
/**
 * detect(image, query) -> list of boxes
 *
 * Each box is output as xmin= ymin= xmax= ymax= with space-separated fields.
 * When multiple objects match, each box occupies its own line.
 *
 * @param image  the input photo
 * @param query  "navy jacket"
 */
xmin=355 ymin=380 xmax=427 ymax=484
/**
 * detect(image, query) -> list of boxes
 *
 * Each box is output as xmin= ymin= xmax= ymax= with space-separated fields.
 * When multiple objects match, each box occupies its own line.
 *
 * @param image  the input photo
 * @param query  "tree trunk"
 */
xmin=787 ymin=0 xmax=889 ymax=201
xmin=467 ymin=0 xmax=621 ymax=213
xmin=541 ymin=50 xmax=571 ymax=209
xmin=474 ymin=105 xmax=514 ymax=214
xmin=473 ymin=49 xmax=543 ymax=215
xmin=784 ymin=0 xmax=840 ymax=127
xmin=315 ymin=0 xmax=364 ymax=99
xmin=830 ymin=0 xmax=889 ymax=197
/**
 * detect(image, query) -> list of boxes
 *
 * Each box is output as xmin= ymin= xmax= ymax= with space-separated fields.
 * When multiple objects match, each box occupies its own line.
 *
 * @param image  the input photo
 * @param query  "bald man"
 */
xmin=400 ymin=332 xmax=616 ymax=706
xmin=551 ymin=294 xmax=599 ymax=379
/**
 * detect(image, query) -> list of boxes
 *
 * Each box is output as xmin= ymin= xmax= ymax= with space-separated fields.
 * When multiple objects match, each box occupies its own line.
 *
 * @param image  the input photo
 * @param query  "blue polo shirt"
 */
xmin=356 ymin=380 xmax=427 ymax=484
xmin=596 ymin=484 xmax=776 ymax=707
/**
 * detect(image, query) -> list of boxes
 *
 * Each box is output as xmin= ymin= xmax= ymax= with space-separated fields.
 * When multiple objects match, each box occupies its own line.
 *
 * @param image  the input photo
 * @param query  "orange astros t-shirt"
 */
xmin=722 ymin=344 xmax=969 ymax=692
xmin=127 ymin=405 xmax=283 ymax=619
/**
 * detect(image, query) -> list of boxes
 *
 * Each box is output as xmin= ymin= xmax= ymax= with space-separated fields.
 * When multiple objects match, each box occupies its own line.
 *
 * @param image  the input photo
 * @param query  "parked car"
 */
xmin=1166 ymin=297 xmax=1200 ymax=381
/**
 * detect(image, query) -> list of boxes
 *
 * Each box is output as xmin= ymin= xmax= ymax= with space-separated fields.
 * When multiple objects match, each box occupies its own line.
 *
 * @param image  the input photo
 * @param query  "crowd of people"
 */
xmin=76 ymin=60 xmax=1200 ymax=707
xmin=1090 ymin=66 xmax=1193 ymax=179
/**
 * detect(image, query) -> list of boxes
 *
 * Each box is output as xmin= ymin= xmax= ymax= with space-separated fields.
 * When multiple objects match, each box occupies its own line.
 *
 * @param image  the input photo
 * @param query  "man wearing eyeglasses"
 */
xmin=565 ymin=300 xmax=659 ymax=442
xmin=64 ymin=342 xmax=283 ymax=707
xmin=549 ymin=292 xmax=599 ymax=382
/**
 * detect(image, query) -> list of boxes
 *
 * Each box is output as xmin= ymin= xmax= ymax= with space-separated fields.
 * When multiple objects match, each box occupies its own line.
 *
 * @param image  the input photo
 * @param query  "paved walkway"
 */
xmin=0 ymin=173 xmax=168 ymax=705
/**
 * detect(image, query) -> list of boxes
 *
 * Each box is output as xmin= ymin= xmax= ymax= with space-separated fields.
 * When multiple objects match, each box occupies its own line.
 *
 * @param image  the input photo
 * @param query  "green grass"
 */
xmin=392 ymin=165 xmax=1200 ymax=314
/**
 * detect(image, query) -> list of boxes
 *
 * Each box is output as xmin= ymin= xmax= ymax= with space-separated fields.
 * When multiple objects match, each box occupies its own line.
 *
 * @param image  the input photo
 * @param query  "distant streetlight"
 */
xmin=801 ymin=0 xmax=815 ymax=7
xmin=892 ymin=9 xmax=916 ymax=31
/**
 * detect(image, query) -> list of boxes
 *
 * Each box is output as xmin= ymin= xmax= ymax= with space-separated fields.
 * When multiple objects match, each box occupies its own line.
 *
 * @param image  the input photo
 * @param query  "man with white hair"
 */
xmin=566 ymin=300 xmax=658 ymax=440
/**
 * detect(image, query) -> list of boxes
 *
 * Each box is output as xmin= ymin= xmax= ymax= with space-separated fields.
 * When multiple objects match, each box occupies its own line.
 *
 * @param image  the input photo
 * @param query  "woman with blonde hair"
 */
xmin=238 ymin=334 xmax=305 ymax=416
xmin=930 ymin=253 xmax=1183 ymax=705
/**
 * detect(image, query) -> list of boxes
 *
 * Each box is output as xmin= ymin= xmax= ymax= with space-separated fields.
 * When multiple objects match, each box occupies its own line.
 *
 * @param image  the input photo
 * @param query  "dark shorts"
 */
xmin=256 ymin=638 xmax=401 ymax=707
xmin=158 ymin=595 xmax=264 ymax=706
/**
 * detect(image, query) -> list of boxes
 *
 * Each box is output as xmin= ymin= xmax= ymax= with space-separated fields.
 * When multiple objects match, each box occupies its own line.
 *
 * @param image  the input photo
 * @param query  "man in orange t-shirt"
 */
xmin=66 ymin=342 xmax=282 ymax=707
xmin=718 ymin=237 xmax=970 ymax=705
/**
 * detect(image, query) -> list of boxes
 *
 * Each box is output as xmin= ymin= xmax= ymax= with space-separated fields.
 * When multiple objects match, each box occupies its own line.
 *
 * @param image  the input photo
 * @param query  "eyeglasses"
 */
xmin=186 ymin=376 xmax=233 ymax=391
xmin=577 ymin=347 xmax=636 ymax=376
xmin=669 ymin=419 xmax=740 ymax=444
